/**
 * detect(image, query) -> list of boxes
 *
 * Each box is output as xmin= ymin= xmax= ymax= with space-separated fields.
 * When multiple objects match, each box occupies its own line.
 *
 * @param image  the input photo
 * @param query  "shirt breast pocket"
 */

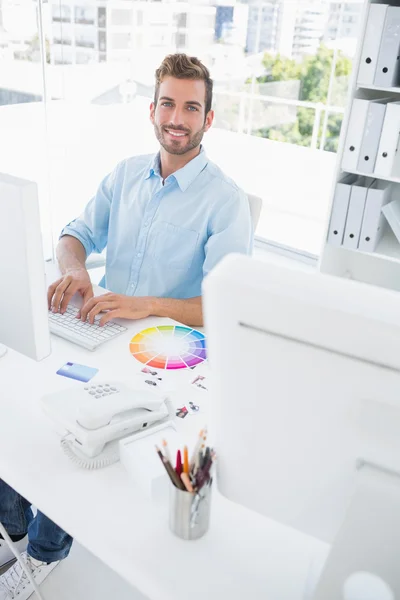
xmin=152 ymin=222 xmax=199 ymax=270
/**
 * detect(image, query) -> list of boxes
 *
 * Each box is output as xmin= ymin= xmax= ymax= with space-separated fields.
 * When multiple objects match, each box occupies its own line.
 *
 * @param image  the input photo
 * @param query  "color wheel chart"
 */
xmin=130 ymin=325 xmax=207 ymax=370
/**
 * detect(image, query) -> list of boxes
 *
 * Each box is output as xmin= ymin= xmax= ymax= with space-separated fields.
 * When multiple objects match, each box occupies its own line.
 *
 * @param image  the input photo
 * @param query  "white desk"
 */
xmin=0 ymin=284 xmax=328 ymax=600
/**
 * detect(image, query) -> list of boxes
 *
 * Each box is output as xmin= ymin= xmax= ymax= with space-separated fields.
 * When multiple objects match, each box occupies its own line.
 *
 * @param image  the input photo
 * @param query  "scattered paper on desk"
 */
xmin=144 ymin=379 xmax=159 ymax=388
xmin=141 ymin=366 xmax=163 ymax=381
xmin=141 ymin=366 xmax=163 ymax=388
xmin=188 ymin=401 xmax=201 ymax=414
xmin=176 ymin=402 xmax=201 ymax=417
xmin=56 ymin=362 xmax=98 ymax=383
xmin=176 ymin=406 xmax=189 ymax=419
xmin=191 ymin=374 xmax=207 ymax=391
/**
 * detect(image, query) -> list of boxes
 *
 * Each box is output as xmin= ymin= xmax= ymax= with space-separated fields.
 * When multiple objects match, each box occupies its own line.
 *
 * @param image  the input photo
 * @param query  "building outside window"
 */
xmin=0 ymin=0 xmax=363 ymax=259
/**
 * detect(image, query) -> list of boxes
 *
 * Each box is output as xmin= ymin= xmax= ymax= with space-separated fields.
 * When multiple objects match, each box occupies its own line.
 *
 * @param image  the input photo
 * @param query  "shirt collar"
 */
xmin=145 ymin=153 xmax=161 ymax=180
xmin=145 ymin=147 xmax=208 ymax=192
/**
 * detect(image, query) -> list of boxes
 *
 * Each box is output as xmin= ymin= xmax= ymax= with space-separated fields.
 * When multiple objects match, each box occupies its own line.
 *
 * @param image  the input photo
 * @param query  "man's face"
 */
xmin=150 ymin=77 xmax=214 ymax=156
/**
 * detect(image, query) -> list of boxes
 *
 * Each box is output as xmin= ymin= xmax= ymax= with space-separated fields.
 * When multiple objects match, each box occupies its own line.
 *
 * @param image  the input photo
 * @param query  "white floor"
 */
xmin=7 ymin=542 xmax=149 ymax=600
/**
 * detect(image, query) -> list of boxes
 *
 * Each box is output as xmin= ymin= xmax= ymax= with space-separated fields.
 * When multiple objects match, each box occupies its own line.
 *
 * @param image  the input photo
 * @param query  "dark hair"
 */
xmin=154 ymin=53 xmax=213 ymax=115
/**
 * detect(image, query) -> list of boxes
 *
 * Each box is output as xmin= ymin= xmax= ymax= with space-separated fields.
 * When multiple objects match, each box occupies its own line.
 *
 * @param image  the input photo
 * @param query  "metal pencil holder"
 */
xmin=169 ymin=481 xmax=212 ymax=540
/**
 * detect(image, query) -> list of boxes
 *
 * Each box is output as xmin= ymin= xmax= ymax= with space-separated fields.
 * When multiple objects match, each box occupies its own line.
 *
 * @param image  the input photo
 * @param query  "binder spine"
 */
xmin=374 ymin=6 xmax=400 ymax=88
xmin=341 ymin=99 xmax=369 ymax=172
xmin=357 ymin=4 xmax=389 ymax=86
xmin=357 ymin=102 xmax=387 ymax=174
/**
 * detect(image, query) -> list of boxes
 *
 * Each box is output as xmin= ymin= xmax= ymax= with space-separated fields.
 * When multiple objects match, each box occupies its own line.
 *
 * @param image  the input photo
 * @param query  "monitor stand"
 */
xmin=313 ymin=461 xmax=400 ymax=600
xmin=0 ymin=344 xmax=7 ymax=358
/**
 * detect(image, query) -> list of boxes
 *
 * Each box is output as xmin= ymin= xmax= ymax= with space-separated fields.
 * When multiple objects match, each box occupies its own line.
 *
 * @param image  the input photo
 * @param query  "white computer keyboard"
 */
xmin=48 ymin=305 xmax=127 ymax=351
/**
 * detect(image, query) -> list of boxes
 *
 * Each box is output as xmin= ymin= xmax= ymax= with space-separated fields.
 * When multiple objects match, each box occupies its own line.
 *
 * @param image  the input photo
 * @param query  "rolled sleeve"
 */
xmin=203 ymin=188 xmax=253 ymax=278
xmin=60 ymin=165 xmax=118 ymax=257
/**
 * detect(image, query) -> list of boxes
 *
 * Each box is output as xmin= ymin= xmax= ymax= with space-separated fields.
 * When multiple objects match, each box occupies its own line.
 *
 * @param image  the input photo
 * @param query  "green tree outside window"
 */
xmin=252 ymin=45 xmax=352 ymax=152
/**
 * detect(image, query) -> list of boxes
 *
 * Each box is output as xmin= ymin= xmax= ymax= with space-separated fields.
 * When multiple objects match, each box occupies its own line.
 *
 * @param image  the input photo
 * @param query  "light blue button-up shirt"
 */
xmin=61 ymin=148 xmax=253 ymax=299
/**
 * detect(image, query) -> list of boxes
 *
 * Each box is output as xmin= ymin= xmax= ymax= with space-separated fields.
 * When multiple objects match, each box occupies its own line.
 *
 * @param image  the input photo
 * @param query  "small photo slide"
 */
xmin=141 ymin=367 xmax=162 ymax=381
xmin=176 ymin=406 xmax=189 ymax=419
xmin=56 ymin=362 xmax=99 ymax=383
xmin=191 ymin=374 xmax=207 ymax=391
xmin=188 ymin=401 xmax=200 ymax=414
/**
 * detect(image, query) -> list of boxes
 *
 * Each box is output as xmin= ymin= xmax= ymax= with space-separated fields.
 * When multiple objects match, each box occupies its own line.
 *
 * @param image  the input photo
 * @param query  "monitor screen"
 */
xmin=0 ymin=173 xmax=51 ymax=360
xmin=204 ymin=253 xmax=400 ymax=544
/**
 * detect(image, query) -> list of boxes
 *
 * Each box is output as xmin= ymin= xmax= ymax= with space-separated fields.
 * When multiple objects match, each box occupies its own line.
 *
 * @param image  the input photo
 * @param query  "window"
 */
xmin=110 ymin=32 xmax=131 ymax=51
xmin=76 ymin=52 xmax=91 ymax=64
xmin=75 ymin=33 xmax=96 ymax=49
xmin=0 ymin=1 xmax=51 ymax=256
xmin=98 ymin=31 xmax=106 ymax=52
xmin=175 ymin=12 xmax=187 ymax=28
xmin=149 ymin=7 xmax=170 ymax=26
xmin=74 ymin=7 xmax=95 ymax=25
xmin=52 ymin=4 xmax=71 ymax=23
xmin=98 ymin=7 xmax=106 ymax=29
xmin=1 ymin=0 xmax=362 ymax=260
xmin=111 ymin=9 xmax=132 ymax=27
xmin=176 ymin=32 xmax=186 ymax=48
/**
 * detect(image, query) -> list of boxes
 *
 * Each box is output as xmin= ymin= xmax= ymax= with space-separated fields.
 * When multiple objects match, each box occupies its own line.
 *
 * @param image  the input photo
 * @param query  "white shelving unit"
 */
xmin=356 ymin=84 xmax=400 ymax=93
xmin=319 ymin=0 xmax=400 ymax=292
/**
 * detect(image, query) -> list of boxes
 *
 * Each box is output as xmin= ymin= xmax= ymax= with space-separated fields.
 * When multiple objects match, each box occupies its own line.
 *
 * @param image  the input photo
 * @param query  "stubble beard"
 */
xmin=154 ymin=123 xmax=205 ymax=156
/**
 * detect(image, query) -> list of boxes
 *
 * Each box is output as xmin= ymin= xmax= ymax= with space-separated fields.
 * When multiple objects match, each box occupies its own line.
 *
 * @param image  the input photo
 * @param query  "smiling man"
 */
xmin=48 ymin=53 xmax=253 ymax=328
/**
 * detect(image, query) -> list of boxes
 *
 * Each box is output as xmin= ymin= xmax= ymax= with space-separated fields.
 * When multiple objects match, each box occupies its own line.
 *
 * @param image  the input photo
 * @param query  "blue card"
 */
xmin=56 ymin=362 xmax=98 ymax=383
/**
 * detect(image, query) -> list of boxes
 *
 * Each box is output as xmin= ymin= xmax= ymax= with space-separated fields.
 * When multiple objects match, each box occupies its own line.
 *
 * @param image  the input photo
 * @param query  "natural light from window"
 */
xmin=0 ymin=0 xmax=362 ymax=258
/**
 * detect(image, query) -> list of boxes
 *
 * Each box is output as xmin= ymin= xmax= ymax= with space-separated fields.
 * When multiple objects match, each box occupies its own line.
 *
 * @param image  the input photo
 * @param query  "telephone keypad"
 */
xmin=85 ymin=383 xmax=120 ymax=398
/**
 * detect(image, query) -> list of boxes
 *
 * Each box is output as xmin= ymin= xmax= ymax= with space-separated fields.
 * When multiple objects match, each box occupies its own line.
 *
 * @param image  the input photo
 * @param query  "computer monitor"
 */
xmin=0 ymin=173 xmax=51 ymax=361
xmin=204 ymin=254 xmax=400 ymax=600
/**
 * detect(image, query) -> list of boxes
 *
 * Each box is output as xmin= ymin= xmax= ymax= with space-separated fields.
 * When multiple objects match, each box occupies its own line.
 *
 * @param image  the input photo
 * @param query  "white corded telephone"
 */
xmin=41 ymin=381 xmax=174 ymax=469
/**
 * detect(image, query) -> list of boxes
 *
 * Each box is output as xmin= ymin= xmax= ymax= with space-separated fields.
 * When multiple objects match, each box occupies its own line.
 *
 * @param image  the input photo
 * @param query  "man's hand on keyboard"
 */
xmin=48 ymin=268 xmax=94 ymax=314
xmin=80 ymin=293 xmax=154 ymax=326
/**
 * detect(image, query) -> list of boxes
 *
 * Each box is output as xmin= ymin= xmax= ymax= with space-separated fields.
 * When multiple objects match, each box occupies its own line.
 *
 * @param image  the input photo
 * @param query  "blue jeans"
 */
xmin=0 ymin=479 xmax=72 ymax=563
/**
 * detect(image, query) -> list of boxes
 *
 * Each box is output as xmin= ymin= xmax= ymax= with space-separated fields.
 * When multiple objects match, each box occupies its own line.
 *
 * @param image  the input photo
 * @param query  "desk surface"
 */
xmin=0 ymin=278 xmax=328 ymax=600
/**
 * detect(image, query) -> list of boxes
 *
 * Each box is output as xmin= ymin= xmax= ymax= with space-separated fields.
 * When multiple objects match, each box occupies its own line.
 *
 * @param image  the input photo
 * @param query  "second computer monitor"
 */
xmin=0 ymin=173 xmax=51 ymax=361
xmin=204 ymin=254 xmax=400 ymax=596
xmin=204 ymin=253 xmax=400 ymax=542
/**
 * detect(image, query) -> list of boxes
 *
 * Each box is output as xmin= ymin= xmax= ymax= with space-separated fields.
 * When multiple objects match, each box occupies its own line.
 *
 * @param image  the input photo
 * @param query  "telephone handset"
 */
xmin=77 ymin=385 xmax=166 ymax=430
xmin=42 ymin=381 xmax=174 ymax=467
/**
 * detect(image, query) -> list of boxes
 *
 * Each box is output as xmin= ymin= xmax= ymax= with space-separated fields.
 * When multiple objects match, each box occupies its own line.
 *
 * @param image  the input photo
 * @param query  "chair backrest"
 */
xmin=247 ymin=193 xmax=262 ymax=231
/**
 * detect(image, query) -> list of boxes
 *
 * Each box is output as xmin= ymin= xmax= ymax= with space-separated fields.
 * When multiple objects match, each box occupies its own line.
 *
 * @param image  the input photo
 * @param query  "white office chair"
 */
xmin=247 ymin=193 xmax=262 ymax=231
